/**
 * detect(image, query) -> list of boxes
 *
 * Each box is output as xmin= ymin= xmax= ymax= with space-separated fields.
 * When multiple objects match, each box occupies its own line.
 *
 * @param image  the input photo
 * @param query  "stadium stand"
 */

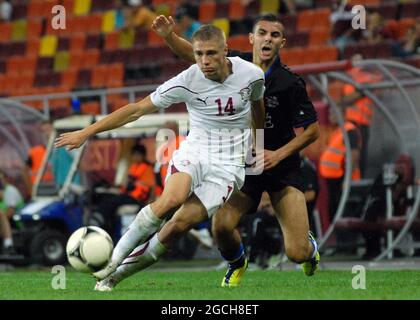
xmin=1 ymin=0 xmax=418 ymax=105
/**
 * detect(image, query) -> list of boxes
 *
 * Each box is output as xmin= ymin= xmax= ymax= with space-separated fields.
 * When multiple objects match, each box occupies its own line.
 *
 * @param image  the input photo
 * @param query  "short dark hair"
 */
xmin=252 ymin=14 xmax=284 ymax=34
xmin=191 ymin=24 xmax=226 ymax=44
xmin=132 ymin=144 xmax=146 ymax=156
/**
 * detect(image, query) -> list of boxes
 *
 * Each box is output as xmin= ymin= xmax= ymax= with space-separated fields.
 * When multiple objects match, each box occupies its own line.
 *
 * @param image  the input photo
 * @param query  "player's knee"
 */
xmin=285 ymin=243 xmax=311 ymax=263
xmin=212 ymin=217 xmax=234 ymax=240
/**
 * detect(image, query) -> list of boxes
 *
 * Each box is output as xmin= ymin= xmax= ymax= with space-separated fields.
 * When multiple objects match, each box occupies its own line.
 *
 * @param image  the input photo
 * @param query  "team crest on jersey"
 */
xmin=266 ymin=96 xmax=279 ymax=108
xmin=180 ymin=160 xmax=191 ymax=166
xmin=239 ymin=87 xmax=251 ymax=103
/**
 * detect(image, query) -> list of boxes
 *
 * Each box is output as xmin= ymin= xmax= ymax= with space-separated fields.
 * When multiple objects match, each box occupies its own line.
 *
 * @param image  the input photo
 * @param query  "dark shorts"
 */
xmin=241 ymin=166 xmax=305 ymax=212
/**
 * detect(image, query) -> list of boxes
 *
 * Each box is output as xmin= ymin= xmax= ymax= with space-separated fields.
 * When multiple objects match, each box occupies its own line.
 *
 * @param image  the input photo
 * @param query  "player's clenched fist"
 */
xmin=152 ymin=15 xmax=175 ymax=39
xmin=54 ymin=130 xmax=88 ymax=150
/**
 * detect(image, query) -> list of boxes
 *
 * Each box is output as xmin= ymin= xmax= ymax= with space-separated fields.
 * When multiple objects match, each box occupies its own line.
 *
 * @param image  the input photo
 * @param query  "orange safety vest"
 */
xmin=343 ymin=84 xmax=373 ymax=126
xmin=343 ymin=68 xmax=380 ymax=126
xmin=319 ymin=122 xmax=361 ymax=180
xmin=28 ymin=145 xmax=54 ymax=184
xmin=122 ymin=162 xmax=155 ymax=202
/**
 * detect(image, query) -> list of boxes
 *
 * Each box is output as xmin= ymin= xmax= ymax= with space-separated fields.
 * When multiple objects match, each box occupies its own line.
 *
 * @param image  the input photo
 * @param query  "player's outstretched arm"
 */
xmin=152 ymin=15 xmax=195 ymax=63
xmin=54 ymin=96 xmax=158 ymax=150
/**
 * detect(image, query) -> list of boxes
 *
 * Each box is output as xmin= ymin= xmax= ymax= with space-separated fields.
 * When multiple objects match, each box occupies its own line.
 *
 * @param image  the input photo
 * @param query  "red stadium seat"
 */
xmin=83 ymin=50 xmax=100 ymax=69
xmin=318 ymin=46 xmax=338 ymax=62
xmin=280 ymin=48 xmax=304 ymax=66
xmin=106 ymin=63 xmax=125 ymax=88
xmin=61 ymin=68 xmax=78 ymax=88
xmin=81 ymin=101 xmax=101 ymax=115
xmin=199 ymin=1 xmax=216 ymax=24
xmin=6 ymin=56 xmax=24 ymax=75
xmin=228 ymin=0 xmax=245 ymax=20
xmin=147 ymin=30 xmax=166 ymax=47
xmin=0 ymin=23 xmax=12 ymax=42
xmin=86 ymin=14 xmax=103 ymax=34
xmin=297 ymin=9 xmax=315 ymax=32
xmin=227 ymin=35 xmax=251 ymax=52
xmin=91 ymin=65 xmax=108 ymax=88
xmin=26 ymin=20 xmax=43 ymax=40
xmin=309 ymin=28 xmax=331 ymax=47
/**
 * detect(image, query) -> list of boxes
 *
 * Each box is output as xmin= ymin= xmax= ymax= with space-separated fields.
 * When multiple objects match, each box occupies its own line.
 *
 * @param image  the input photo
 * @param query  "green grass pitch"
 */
xmin=1 ymin=269 xmax=420 ymax=300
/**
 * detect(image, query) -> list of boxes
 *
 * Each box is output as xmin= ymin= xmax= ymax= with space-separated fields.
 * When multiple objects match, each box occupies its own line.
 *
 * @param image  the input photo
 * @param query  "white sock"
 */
xmin=111 ymin=205 xmax=163 ymax=265
xmin=110 ymin=233 xmax=167 ymax=284
xmin=309 ymin=238 xmax=318 ymax=259
xmin=3 ymin=238 xmax=13 ymax=248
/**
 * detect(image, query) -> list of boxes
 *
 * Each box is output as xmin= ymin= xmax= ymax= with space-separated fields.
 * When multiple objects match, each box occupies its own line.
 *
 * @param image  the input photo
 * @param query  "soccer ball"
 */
xmin=66 ymin=226 xmax=114 ymax=272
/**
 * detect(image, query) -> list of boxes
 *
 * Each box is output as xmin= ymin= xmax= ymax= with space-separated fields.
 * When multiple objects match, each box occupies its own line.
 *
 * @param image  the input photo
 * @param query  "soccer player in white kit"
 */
xmin=54 ymin=25 xmax=265 ymax=290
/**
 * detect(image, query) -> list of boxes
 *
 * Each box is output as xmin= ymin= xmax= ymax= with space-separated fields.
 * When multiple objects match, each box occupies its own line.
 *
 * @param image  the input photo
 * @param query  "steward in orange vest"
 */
xmin=95 ymin=144 xmax=155 ymax=236
xmin=320 ymin=121 xmax=362 ymax=181
xmin=341 ymin=67 xmax=381 ymax=176
xmin=320 ymin=120 xmax=362 ymax=221
xmin=121 ymin=144 xmax=155 ymax=203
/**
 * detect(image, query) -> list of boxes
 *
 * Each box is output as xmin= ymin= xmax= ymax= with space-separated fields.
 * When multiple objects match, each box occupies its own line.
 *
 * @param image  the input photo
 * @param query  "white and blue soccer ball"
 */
xmin=66 ymin=226 xmax=114 ymax=272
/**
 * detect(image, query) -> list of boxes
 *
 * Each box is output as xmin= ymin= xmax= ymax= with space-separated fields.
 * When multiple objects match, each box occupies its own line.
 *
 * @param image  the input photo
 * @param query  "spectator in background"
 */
xmin=392 ymin=20 xmax=420 ymax=57
xmin=174 ymin=4 xmax=201 ymax=41
xmin=114 ymin=0 xmax=127 ymax=30
xmin=0 ymin=170 xmax=24 ymax=255
xmin=319 ymin=104 xmax=362 ymax=225
xmin=94 ymin=144 xmax=155 ymax=237
xmin=24 ymin=120 xmax=54 ymax=198
xmin=126 ymin=1 xmax=157 ymax=30
xmin=0 ymin=0 xmax=12 ymax=22
xmin=340 ymin=54 xmax=381 ymax=176
xmin=361 ymin=11 xmax=392 ymax=44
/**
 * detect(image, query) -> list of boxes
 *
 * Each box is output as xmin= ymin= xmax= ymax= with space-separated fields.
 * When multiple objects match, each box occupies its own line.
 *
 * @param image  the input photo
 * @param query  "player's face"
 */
xmin=250 ymin=21 xmax=286 ymax=63
xmin=193 ymin=39 xmax=228 ymax=81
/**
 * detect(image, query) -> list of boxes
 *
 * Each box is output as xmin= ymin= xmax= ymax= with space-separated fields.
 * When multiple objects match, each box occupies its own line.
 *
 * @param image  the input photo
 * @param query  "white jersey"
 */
xmin=150 ymin=57 xmax=265 ymax=167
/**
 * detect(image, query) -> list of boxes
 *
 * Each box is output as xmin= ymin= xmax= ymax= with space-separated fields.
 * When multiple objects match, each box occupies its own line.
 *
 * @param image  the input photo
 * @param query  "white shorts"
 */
xmin=165 ymin=141 xmax=245 ymax=217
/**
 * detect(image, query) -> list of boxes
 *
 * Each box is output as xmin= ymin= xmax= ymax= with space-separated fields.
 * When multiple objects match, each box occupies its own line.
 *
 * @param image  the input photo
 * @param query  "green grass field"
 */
xmin=2 ymin=268 xmax=420 ymax=300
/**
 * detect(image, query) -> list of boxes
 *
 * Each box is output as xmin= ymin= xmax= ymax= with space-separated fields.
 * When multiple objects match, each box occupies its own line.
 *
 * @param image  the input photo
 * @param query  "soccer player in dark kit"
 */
xmin=152 ymin=13 xmax=320 ymax=286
